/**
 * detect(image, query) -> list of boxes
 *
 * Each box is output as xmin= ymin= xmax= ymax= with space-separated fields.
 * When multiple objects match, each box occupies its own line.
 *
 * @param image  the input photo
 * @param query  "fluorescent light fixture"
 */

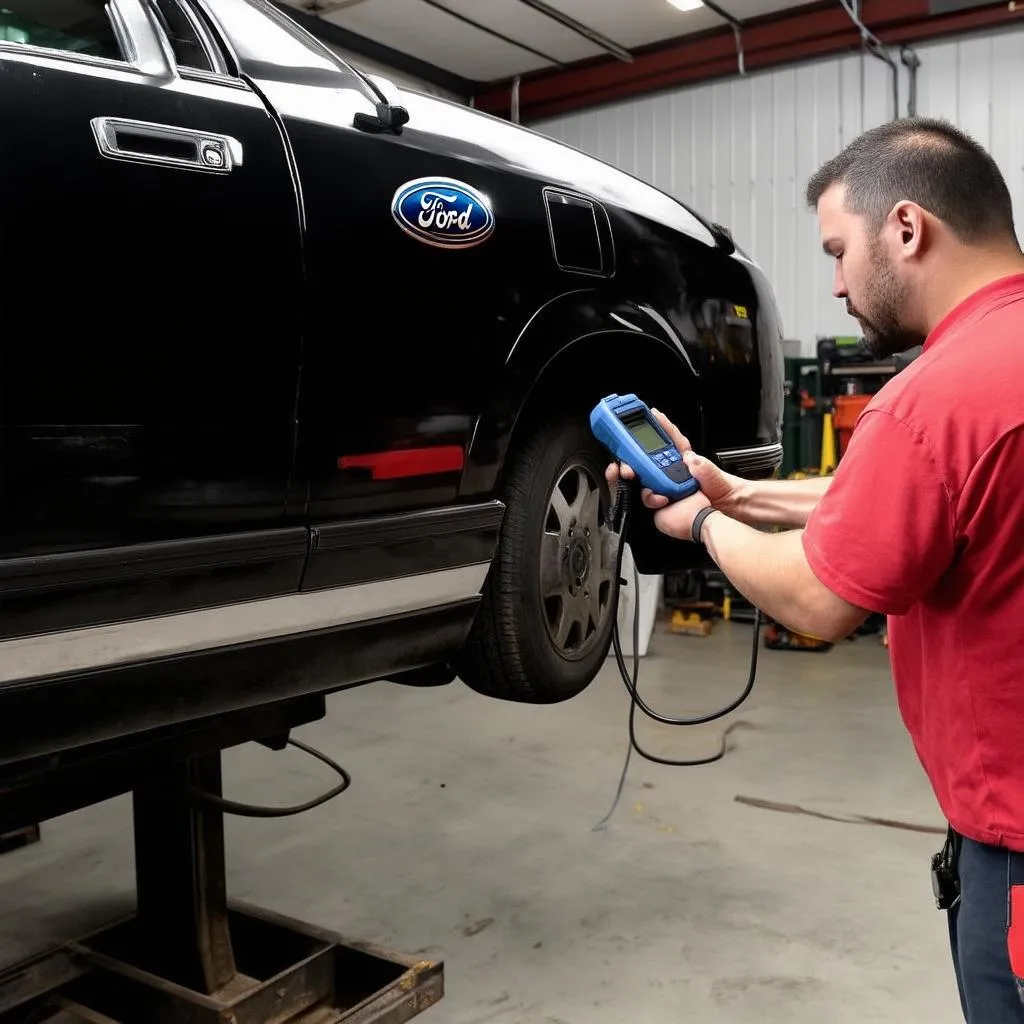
xmin=667 ymin=0 xmax=705 ymax=10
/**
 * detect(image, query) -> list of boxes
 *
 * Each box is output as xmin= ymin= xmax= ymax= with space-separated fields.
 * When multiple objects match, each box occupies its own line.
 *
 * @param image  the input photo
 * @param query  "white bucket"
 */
xmin=610 ymin=544 xmax=662 ymax=657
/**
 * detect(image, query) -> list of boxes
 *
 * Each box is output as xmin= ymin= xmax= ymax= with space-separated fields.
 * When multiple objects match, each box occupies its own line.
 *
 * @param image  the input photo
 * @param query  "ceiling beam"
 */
xmin=418 ymin=0 xmax=566 ymax=68
xmin=516 ymin=0 xmax=633 ymax=63
xmin=473 ymin=0 xmax=1023 ymax=122
xmin=270 ymin=1 xmax=477 ymax=97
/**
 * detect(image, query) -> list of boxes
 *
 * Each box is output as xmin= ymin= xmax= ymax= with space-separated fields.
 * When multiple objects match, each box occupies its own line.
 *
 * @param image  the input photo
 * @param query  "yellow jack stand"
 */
xmin=819 ymin=411 xmax=837 ymax=476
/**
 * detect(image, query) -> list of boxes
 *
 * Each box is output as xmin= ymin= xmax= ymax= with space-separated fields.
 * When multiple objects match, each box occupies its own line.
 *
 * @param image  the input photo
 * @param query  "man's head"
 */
xmin=806 ymin=117 xmax=1020 ymax=357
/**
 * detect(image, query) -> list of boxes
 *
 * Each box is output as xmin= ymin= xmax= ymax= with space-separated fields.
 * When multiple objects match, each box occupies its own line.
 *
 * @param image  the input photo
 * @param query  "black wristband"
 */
xmin=691 ymin=506 xmax=718 ymax=545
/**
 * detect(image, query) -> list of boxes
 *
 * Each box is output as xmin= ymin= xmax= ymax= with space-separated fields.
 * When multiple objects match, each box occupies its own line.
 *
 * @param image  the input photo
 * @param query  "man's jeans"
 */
xmin=948 ymin=833 xmax=1024 ymax=1021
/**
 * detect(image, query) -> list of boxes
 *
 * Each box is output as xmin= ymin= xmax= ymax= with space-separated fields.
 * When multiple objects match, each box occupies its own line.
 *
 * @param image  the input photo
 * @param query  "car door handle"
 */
xmin=90 ymin=117 xmax=243 ymax=174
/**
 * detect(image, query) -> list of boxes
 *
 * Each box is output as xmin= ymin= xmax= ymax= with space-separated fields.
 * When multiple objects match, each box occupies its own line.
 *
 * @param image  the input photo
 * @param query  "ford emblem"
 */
xmin=391 ymin=177 xmax=495 ymax=249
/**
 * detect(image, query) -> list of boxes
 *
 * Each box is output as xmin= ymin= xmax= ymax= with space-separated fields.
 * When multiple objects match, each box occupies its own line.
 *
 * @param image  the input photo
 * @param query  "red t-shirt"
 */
xmin=803 ymin=273 xmax=1024 ymax=850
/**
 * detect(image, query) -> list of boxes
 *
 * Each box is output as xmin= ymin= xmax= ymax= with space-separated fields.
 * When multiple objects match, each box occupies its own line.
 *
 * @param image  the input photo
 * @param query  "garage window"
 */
xmin=0 ymin=1 xmax=124 ymax=62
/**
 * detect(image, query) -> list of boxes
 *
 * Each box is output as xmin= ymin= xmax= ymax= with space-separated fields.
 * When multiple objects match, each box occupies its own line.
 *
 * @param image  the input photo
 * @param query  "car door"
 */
xmin=0 ymin=0 xmax=307 ymax=642
xmin=195 ymin=0 xmax=515 ymax=530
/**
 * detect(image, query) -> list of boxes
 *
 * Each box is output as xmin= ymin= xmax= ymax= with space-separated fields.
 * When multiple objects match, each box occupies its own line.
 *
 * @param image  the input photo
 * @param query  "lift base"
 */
xmin=0 ymin=699 xmax=443 ymax=1024
xmin=1 ymin=901 xmax=442 ymax=1024
xmin=1 ymin=902 xmax=442 ymax=1024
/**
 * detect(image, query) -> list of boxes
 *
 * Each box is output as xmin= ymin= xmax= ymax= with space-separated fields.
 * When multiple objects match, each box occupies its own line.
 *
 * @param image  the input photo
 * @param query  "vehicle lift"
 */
xmin=0 ymin=693 xmax=443 ymax=1024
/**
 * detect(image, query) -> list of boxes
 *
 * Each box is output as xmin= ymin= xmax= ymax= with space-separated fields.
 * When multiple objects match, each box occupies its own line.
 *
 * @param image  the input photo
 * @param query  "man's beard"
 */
xmin=847 ymin=245 xmax=925 ymax=359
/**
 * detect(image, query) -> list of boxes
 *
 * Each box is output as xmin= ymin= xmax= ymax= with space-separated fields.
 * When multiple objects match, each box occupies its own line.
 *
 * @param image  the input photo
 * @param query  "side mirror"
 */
xmin=710 ymin=222 xmax=736 ymax=256
xmin=378 ymin=102 xmax=409 ymax=130
xmin=354 ymin=102 xmax=410 ymax=135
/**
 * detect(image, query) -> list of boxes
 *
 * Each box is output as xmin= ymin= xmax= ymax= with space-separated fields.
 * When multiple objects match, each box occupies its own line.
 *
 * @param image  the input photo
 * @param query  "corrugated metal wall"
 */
xmin=533 ymin=23 xmax=1024 ymax=354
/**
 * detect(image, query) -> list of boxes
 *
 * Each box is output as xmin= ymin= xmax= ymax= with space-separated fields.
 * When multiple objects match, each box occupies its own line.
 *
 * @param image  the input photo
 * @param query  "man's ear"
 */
xmin=889 ymin=200 xmax=926 ymax=256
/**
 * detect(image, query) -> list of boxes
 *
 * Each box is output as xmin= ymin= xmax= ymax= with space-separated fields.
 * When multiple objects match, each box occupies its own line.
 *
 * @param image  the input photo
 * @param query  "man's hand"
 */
xmin=603 ymin=408 xmax=748 ymax=532
xmin=649 ymin=488 xmax=711 ymax=542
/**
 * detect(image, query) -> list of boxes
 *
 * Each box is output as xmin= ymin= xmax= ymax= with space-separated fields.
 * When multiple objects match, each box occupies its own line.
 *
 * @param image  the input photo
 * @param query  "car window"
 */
xmin=147 ymin=0 xmax=216 ymax=73
xmin=0 ymin=0 xmax=124 ymax=61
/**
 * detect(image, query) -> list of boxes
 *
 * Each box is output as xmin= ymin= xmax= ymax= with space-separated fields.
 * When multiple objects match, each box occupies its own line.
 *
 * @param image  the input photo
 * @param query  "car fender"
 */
xmin=460 ymin=289 xmax=702 ymax=499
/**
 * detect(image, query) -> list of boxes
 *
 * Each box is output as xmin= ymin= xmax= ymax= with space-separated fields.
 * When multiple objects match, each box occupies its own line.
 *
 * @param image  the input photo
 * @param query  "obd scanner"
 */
xmin=586 ymin=391 xmax=761 ymax=790
xmin=590 ymin=393 xmax=699 ymax=502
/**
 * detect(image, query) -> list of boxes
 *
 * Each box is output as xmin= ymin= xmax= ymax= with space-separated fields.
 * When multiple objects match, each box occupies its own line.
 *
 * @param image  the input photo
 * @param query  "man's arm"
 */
xmin=699 ymin=515 xmax=871 ymax=642
xmin=646 ymin=408 xmax=957 ymax=640
xmin=732 ymin=474 xmax=833 ymax=530
xmin=607 ymin=410 xmax=833 ymax=531
xmin=615 ymin=454 xmax=833 ymax=530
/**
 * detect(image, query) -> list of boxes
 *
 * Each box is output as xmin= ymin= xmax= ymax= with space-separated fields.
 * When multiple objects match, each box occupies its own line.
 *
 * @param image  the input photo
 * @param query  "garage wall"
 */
xmin=532 ymin=24 xmax=1024 ymax=354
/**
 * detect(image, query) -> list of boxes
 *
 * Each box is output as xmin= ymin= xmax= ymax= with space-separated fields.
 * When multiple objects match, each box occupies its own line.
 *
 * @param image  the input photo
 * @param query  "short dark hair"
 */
xmin=805 ymin=117 xmax=1017 ymax=245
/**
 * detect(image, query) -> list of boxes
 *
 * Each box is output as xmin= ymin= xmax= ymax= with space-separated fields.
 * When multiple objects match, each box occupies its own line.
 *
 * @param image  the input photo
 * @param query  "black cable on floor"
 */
xmin=594 ymin=483 xmax=762 ymax=830
xmin=189 ymin=737 xmax=352 ymax=818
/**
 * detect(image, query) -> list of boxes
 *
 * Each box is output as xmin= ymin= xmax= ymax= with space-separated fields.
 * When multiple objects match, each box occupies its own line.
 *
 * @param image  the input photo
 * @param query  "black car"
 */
xmin=0 ymin=0 xmax=784 ymax=775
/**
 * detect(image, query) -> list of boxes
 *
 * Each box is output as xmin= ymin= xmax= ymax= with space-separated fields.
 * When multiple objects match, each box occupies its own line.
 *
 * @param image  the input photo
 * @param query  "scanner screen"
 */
xmin=622 ymin=411 xmax=665 ymax=454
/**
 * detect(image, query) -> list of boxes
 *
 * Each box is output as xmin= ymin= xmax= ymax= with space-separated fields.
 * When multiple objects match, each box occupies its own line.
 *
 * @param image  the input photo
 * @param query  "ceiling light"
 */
xmin=667 ymin=0 xmax=705 ymax=10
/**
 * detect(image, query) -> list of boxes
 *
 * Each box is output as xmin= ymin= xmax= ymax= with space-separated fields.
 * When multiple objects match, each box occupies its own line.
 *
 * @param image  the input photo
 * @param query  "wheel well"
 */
xmin=502 ymin=333 xmax=700 ymax=487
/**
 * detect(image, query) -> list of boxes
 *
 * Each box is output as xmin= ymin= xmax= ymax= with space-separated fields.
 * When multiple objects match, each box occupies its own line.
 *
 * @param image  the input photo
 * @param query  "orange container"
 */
xmin=832 ymin=394 xmax=872 ymax=457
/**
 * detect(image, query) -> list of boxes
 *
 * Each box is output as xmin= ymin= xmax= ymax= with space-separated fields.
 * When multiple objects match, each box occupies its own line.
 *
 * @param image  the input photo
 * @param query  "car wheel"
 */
xmin=457 ymin=411 xmax=622 ymax=703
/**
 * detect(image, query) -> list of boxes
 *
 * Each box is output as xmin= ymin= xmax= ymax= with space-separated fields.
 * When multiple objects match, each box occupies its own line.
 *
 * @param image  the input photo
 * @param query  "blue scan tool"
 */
xmin=590 ymin=393 xmax=700 ymax=502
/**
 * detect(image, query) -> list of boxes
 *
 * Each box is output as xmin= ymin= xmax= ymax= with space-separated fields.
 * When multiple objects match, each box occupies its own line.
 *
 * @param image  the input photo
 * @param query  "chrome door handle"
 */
xmin=90 ymin=117 xmax=243 ymax=174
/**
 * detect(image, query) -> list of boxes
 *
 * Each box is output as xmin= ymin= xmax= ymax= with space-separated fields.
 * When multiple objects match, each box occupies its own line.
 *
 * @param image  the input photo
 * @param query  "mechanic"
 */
xmin=607 ymin=117 xmax=1024 ymax=1021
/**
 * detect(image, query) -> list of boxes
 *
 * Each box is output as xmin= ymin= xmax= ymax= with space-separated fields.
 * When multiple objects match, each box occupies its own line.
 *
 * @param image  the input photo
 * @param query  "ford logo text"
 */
xmin=391 ymin=177 xmax=495 ymax=250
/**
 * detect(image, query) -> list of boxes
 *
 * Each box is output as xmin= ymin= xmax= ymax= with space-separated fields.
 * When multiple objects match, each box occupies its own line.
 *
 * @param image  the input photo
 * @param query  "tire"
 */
xmin=456 ymin=411 xmax=622 ymax=703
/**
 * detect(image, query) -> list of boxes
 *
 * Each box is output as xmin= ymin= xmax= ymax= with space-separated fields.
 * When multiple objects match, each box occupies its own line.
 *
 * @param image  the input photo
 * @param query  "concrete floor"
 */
xmin=1 ymin=619 xmax=963 ymax=1023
